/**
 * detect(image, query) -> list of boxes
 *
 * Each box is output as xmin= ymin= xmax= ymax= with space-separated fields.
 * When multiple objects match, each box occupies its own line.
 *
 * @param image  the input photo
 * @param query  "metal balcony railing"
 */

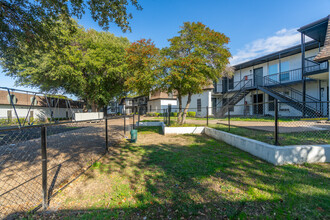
xmin=264 ymin=68 xmax=302 ymax=86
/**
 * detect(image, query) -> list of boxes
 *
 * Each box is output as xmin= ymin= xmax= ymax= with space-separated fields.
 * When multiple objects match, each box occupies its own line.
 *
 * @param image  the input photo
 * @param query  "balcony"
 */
xmin=264 ymin=68 xmax=303 ymax=86
xmin=304 ymin=56 xmax=329 ymax=76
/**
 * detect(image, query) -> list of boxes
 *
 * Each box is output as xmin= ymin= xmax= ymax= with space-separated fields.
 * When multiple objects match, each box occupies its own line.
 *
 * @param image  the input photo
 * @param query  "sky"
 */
xmin=1 ymin=0 xmax=330 ymax=96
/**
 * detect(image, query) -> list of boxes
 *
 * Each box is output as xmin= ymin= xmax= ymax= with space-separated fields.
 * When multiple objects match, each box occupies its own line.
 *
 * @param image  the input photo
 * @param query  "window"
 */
xmin=268 ymin=64 xmax=278 ymax=81
xmin=280 ymin=61 xmax=290 ymax=82
xmin=7 ymin=94 xmax=17 ymax=104
xmin=268 ymin=95 xmax=275 ymax=111
xmin=228 ymin=78 xmax=234 ymax=90
xmin=197 ymin=99 xmax=201 ymax=112
xmin=150 ymin=105 xmax=152 ymax=111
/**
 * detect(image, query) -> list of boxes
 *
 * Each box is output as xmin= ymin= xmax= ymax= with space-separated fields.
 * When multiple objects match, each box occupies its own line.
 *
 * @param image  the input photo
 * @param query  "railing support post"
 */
xmin=41 ymin=126 xmax=48 ymax=210
xmin=206 ymin=106 xmax=209 ymax=126
xmin=274 ymin=99 xmax=279 ymax=145
xmin=138 ymin=105 xmax=140 ymax=127
xmin=105 ymin=118 xmax=108 ymax=152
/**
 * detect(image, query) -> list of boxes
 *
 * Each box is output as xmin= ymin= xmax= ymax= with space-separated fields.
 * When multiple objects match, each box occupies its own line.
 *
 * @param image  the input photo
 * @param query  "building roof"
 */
xmin=314 ymin=16 xmax=330 ymax=62
xmin=298 ymin=15 xmax=329 ymax=43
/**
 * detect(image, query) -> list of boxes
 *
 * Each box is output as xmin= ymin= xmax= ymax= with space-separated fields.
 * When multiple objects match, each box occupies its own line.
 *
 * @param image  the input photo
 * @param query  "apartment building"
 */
xmin=186 ymin=15 xmax=330 ymax=118
xmin=148 ymin=90 xmax=177 ymax=112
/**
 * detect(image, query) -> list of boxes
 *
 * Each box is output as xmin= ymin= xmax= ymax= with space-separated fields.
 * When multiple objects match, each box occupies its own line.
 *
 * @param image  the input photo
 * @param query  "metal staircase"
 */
xmin=260 ymin=77 xmax=322 ymax=117
xmin=215 ymin=79 xmax=253 ymax=117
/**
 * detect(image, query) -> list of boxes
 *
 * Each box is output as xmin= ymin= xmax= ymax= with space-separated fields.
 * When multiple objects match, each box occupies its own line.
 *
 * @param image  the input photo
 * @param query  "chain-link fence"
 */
xmin=141 ymin=101 xmax=330 ymax=146
xmin=0 ymin=114 xmax=136 ymax=218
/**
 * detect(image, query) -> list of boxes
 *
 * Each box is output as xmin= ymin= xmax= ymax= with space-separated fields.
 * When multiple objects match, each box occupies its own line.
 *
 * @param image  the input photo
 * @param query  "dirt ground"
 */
xmin=0 ymin=117 xmax=133 ymax=219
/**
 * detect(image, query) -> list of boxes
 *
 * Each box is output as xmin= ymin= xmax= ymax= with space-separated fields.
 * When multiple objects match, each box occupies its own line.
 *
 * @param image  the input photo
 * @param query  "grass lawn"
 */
xmin=24 ymin=128 xmax=330 ymax=219
xmin=210 ymin=124 xmax=330 ymax=146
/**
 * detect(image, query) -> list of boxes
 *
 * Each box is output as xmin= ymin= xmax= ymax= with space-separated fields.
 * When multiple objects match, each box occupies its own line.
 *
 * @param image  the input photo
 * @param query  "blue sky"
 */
xmin=1 ymin=0 xmax=330 ymax=94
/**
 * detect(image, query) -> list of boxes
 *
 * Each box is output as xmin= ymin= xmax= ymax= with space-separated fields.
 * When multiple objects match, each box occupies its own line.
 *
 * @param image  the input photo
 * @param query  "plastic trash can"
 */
xmin=130 ymin=129 xmax=137 ymax=143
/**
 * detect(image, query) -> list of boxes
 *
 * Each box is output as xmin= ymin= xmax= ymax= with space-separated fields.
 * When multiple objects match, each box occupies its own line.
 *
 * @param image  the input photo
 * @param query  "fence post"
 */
xmin=133 ymin=113 xmax=135 ymax=129
xmin=206 ymin=106 xmax=209 ymax=126
xmin=274 ymin=99 xmax=279 ymax=145
xmin=41 ymin=126 xmax=48 ymax=210
xmin=138 ymin=105 xmax=140 ymax=127
xmin=124 ymin=114 xmax=126 ymax=136
xmin=105 ymin=118 xmax=108 ymax=152
xmin=168 ymin=104 xmax=171 ymax=126
xmin=228 ymin=106 xmax=230 ymax=131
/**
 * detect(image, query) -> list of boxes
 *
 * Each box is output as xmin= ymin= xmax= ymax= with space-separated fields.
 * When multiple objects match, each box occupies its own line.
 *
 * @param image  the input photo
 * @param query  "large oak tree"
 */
xmin=1 ymin=22 xmax=130 ymax=111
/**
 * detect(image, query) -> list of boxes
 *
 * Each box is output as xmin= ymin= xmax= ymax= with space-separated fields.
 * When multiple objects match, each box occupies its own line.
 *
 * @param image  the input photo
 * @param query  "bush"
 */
xmin=171 ymin=112 xmax=178 ymax=117
xmin=187 ymin=111 xmax=196 ymax=117
xmin=155 ymin=113 xmax=160 ymax=117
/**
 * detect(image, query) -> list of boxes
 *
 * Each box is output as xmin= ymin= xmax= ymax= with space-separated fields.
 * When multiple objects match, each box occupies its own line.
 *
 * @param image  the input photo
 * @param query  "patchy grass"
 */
xmin=210 ymin=124 xmax=330 ymax=146
xmin=136 ymin=126 xmax=162 ymax=134
xmin=23 ymin=133 xmax=330 ymax=219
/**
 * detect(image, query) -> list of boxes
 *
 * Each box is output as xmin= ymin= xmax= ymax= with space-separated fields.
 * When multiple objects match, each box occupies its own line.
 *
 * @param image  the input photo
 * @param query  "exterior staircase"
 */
xmin=215 ymin=79 xmax=253 ymax=117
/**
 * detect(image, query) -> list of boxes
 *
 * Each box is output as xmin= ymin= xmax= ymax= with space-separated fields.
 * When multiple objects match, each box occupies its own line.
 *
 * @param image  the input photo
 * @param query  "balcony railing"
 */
xmin=305 ymin=56 xmax=329 ymax=74
xmin=264 ymin=68 xmax=302 ymax=86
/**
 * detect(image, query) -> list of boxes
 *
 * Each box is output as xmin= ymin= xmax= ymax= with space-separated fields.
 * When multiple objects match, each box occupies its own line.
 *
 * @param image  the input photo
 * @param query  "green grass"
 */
xmin=210 ymin=124 xmax=330 ymax=146
xmin=136 ymin=126 xmax=163 ymax=134
xmin=28 ymin=134 xmax=330 ymax=219
xmin=145 ymin=116 xmax=298 ymax=122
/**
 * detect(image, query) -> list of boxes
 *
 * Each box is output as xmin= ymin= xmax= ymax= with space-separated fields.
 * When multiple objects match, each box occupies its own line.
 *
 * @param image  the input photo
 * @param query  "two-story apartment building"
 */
xmin=184 ymin=15 xmax=330 ymax=118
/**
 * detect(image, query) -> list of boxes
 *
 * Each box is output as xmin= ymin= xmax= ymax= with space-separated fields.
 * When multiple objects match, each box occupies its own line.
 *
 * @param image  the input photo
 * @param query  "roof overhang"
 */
xmin=298 ymin=15 xmax=329 ymax=43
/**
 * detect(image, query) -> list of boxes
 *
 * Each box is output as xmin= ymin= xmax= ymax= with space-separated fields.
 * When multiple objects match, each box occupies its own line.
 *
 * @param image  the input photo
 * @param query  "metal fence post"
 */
xmin=133 ymin=113 xmax=135 ymax=129
xmin=168 ymin=104 xmax=171 ymax=126
xmin=41 ymin=126 xmax=48 ymax=210
xmin=124 ymin=114 xmax=126 ymax=136
xmin=228 ymin=106 xmax=230 ymax=131
xmin=105 ymin=118 xmax=108 ymax=152
xmin=206 ymin=106 xmax=209 ymax=126
xmin=274 ymin=99 xmax=279 ymax=145
xmin=138 ymin=105 xmax=140 ymax=126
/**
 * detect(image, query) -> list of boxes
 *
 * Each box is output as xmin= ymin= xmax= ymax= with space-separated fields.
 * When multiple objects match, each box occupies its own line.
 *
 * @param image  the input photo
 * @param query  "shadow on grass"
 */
xmin=8 ymin=135 xmax=330 ymax=219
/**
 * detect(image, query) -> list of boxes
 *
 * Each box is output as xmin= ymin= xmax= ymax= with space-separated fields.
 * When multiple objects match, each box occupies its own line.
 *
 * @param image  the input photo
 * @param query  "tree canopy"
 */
xmin=1 ymin=22 xmax=130 ymax=111
xmin=125 ymin=39 xmax=161 ymax=96
xmin=160 ymin=22 xmax=231 ymax=123
xmin=0 ymin=0 xmax=141 ymax=57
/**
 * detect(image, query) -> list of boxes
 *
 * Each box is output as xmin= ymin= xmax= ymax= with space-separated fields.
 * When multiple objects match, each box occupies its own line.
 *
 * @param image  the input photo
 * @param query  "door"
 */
xmin=253 ymin=94 xmax=264 ymax=115
xmin=253 ymin=67 xmax=263 ymax=87
xmin=212 ymin=98 xmax=217 ymax=114
xmin=222 ymin=78 xmax=228 ymax=93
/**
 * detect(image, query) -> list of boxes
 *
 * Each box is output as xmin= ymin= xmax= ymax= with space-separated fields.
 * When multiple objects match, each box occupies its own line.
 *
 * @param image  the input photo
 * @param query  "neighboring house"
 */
xmin=107 ymin=100 xmax=120 ymax=114
xmin=185 ymin=15 xmax=330 ymax=118
xmin=0 ymin=89 xmax=84 ymax=122
xmin=147 ymin=91 xmax=178 ymax=113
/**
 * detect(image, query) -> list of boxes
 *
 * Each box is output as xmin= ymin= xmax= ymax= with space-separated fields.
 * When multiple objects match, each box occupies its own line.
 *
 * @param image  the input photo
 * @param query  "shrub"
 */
xmin=171 ymin=112 xmax=178 ymax=117
xmin=155 ymin=113 xmax=160 ymax=117
xmin=187 ymin=111 xmax=196 ymax=117
xmin=146 ymin=112 xmax=156 ymax=117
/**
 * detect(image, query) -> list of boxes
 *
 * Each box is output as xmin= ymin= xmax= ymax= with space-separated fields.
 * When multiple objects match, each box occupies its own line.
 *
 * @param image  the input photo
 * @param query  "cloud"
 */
xmin=230 ymin=28 xmax=311 ymax=65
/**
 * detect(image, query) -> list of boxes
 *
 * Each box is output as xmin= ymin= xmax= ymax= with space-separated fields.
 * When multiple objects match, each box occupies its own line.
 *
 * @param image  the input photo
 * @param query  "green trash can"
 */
xmin=130 ymin=129 xmax=138 ymax=143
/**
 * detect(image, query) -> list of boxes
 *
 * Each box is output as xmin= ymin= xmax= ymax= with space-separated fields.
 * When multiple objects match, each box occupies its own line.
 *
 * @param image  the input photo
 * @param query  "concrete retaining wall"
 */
xmin=164 ymin=126 xmax=205 ymax=135
xmin=74 ymin=112 xmax=104 ymax=121
xmin=137 ymin=122 xmax=164 ymax=127
xmin=204 ymin=127 xmax=330 ymax=165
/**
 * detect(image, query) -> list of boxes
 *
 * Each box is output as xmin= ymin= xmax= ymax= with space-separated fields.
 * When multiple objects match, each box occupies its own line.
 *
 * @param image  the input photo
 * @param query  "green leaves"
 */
xmin=1 ymin=22 xmax=130 ymax=109
xmin=125 ymin=39 xmax=162 ymax=96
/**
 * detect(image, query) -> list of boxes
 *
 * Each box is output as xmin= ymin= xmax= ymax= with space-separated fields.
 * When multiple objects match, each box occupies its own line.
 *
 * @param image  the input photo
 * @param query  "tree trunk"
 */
xmin=181 ymin=92 xmax=192 ymax=124
xmin=177 ymin=93 xmax=182 ymax=123
xmin=90 ymin=101 xmax=98 ymax=112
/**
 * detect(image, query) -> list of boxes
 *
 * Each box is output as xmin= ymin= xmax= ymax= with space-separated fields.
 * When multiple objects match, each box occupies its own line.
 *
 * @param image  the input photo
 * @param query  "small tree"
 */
xmin=125 ymin=39 xmax=162 ymax=96
xmin=162 ymin=22 xmax=231 ymax=124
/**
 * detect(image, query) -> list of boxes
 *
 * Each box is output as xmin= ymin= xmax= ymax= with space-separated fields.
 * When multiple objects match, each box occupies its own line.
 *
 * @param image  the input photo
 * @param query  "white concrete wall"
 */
xmin=204 ymin=127 xmax=330 ymax=165
xmin=0 ymin=105 xmax=82 ymax=121
xmin=74 ymin=112 xmax=104 ymax=121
